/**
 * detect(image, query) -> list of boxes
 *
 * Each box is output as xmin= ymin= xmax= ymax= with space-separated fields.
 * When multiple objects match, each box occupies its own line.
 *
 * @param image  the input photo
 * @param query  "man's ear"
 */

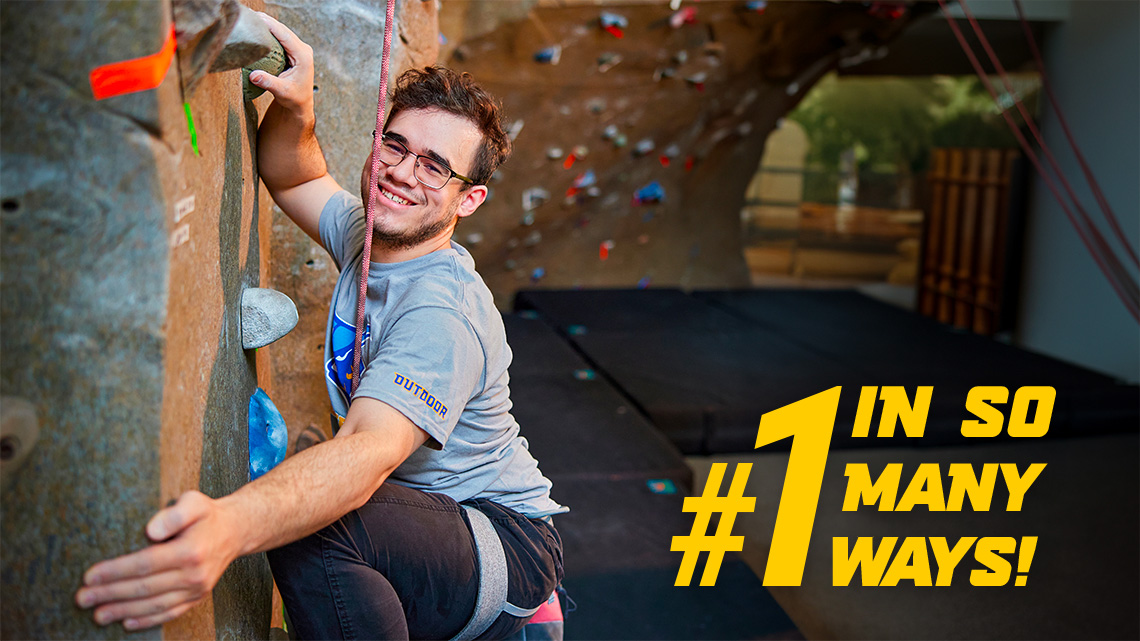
xmin=455 ymin=185 xmax=488 ymax=219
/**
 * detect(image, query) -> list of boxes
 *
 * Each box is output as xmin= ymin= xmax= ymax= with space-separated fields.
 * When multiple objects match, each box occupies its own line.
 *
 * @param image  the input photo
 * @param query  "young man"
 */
xmin=75 ymin=14 xmax=564 ymax=640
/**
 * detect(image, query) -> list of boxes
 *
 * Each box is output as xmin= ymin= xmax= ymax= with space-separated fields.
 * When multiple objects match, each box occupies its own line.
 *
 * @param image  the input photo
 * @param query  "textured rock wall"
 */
xmin=1 ymin=0 xmax=273 ymax=637
xmin=261 ymin=0 xmax=439 ymax=445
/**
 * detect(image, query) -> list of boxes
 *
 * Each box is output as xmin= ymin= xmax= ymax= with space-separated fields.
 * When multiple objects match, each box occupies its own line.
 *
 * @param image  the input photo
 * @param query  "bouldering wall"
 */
xmin=0 ymin=0 xmax=284 ymax=637
xmin=260 ymin=0 xmax=439 ymax=447
xmin=438 ymin=0 xmax=932 ymax=305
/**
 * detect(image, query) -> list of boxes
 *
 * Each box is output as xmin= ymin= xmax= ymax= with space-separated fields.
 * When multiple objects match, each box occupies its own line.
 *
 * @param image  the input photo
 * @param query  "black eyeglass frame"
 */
xmin=371 ymin=131 xmax=475 ymax=190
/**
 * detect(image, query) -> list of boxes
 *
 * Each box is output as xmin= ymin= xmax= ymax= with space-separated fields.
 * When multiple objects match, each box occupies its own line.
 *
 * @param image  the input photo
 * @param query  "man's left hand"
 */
xmin=75 ymin=491 xmax=242 ymax=631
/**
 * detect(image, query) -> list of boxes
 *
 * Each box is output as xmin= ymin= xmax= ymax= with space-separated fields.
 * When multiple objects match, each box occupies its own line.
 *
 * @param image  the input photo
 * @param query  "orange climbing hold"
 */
xmin=89 ymin=25 xmax=177 ymax=100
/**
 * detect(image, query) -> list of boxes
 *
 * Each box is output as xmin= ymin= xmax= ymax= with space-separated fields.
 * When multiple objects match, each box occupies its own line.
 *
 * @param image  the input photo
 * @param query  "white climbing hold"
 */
xmin=241 ymin=287 xmax=298 ymax=350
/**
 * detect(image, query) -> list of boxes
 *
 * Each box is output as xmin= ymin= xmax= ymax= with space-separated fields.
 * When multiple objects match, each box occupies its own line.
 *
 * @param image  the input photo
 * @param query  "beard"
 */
xmin=369 ymin=194 xmax=460 ymax=252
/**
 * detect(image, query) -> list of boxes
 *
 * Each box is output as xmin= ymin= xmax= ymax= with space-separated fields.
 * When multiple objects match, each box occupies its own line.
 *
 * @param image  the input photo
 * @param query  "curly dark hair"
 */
xmin=383 ymin=66 xmax=511 ymax=188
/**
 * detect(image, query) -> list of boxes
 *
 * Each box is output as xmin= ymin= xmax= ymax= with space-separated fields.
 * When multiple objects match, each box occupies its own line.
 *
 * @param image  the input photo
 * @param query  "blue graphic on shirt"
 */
xmin=326 ymin=312 xmax=371 ymax=405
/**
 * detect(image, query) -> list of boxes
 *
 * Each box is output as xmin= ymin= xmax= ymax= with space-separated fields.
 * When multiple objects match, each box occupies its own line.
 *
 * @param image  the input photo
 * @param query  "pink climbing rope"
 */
xmin=351 ymin=0 xmax=397 ymax=396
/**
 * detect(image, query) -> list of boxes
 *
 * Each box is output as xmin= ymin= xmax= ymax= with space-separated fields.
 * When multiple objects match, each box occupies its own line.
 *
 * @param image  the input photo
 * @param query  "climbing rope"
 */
xmin=939 ymin=0 xmax=1139 ymax=322
xmin=351 ymin=0 xmax=397 ymax=396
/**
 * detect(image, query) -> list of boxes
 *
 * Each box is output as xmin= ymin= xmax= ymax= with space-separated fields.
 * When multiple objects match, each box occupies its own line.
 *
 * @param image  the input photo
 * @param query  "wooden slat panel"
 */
xmin=937 ymin=149 xmax=964 ymax=324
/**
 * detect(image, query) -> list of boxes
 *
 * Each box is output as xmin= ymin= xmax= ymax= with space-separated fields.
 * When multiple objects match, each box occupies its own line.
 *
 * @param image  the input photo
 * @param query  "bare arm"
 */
xmin=252 ymin=12 xmax=342 ymax=243
xmin=74 ymin=398 xmax=428 ymax=631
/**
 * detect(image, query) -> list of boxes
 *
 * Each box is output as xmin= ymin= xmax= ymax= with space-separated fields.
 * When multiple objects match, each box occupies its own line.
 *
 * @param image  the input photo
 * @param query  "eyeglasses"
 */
xmin=371 ymin=132 xmax=474 ymax=190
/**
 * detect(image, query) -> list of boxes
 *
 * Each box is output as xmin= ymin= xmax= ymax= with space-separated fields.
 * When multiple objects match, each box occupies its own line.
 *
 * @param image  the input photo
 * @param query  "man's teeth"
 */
xmin=382 ymin=189 xmax=413 ymax=206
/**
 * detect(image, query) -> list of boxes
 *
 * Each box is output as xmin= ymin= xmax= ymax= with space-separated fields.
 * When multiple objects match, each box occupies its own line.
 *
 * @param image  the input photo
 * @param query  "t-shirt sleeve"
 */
xmin=351 ymin=306 xmax=484 ymax=449
xmin=318 ymin=190 xmax=368 ymax=270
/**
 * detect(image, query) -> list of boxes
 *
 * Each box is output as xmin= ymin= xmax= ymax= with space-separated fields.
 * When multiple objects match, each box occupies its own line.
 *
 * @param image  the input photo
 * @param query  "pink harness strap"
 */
xmin=351 ymin=0 xmax=397 ymax=396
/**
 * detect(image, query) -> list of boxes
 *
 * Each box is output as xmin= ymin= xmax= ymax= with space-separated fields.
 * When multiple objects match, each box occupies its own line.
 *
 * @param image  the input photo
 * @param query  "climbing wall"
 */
xmin=438 ymin=1 xmax=930 ymax=305
xmin=0 ymin=0 xmax=432 ymax=637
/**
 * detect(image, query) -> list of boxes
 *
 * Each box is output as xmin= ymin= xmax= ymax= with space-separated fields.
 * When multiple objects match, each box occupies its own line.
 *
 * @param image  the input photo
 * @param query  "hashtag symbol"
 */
xmin=671 ymin=463 xmax=756 ymax=586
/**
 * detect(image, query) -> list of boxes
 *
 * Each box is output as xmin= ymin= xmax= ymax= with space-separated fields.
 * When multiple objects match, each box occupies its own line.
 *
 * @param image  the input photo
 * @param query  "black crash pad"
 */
xmin=553 ymin=478 xmax=796 ymax=640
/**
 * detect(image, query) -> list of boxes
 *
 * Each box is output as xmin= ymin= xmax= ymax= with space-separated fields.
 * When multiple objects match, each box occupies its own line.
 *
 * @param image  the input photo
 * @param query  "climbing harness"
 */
xmin=452 ymin=506 xmax=560 ymax=641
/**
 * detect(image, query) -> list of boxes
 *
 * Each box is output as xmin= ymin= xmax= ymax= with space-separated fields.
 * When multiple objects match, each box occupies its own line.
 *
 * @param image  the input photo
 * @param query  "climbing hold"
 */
xmin=572 ymin=145 xmax=590 ymax=158
xmin=240 ymin=287 xmax=299 ymax=350
xmin=573 ymin=369 xmax=597 ymax=381
xmin=637 ymin=276 xmax=652 ymax=289
xmin=633 ymin=138 xmax=655 ymax=157
xmin=465 ymin=232 xmax=484 ymax=245
xmin=638 ymin=234 xmax=650 ymax=244
xmin=737 ymin=122 xmax=753 ymax=136
xmin=597 ymin=53 xmax=622 ymax=73
xmin=521 ymin=212 xmax=536 ymax=226
xmin=568 ymin=325 xmax=588 ymax=336
xmin=234 ymin=8 xmax=288 ymax=101
xmin=587 ymin=98 xmax=607 ymax=114
xmin=248 ymin=388 xmax=287 ymax=481
xmin=507 ymin=119 xmax=525 ymax=142
xmin=746 ymin=1 xmax=768 ymax=12
xmin=505 ymin=259 xmax=518 ymax=270
xmin=599 ymin=239 xmax=614 ymax=260
xmin=0 ymin=397 xmax=38 ymax=491
xmin=531 ymin=267 xmax=546 ymax=282
xmin=633 ymin=181 xmax=665 ymax=205
xmin=647 ymin=479 xmax=678 ymax=494
xmin=586 ymin=186 xmax=601 ymax=198
xmin=547 ymin=147 xmax=564 ymax=160
xmin=519 ymin=310 xmax=540 ymax=320
xmin=613 ymin=133 xmax=628 ymax=148
xmin=523 ymin=187 xmax=550 ymax=211
xmin=602 ymin=124 xmax=620 ymax=140
xmin=534 ymin=44 xmax=562 ymax=65
xmin=670 ymin=7 xmax=697 ymax=28
xmin=599 ymin=12 xmax=628 ymax=38
xmin=674 ymin=50 xmax=689 ymax=65
xmin=684 ymin=155 xmax=695 ymax=171
xmin=524 ymin=230 xmax=543 ymax=246
xmin=573 ymin=170 xmax=597 ymax=189
xmin=685 ymin=72 xmax=707 ymax=92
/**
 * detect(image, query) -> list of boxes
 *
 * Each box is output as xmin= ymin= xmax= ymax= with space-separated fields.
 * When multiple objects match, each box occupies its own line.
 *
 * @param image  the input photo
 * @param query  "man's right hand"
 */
xmin=249 ymin=13 xmax=315 ymax=116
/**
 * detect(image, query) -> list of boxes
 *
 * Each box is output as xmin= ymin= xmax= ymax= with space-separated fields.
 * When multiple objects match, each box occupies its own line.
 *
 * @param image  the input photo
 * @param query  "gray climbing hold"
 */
xmin=234 ymin=6 xmax=288 ymax=101
xmin=1 ymin=397 xmax=38 ymax=491
xmin=211 ymin=5 xmax=274 ymax=72
xmin=241 ymin=287 xmax=298 ymax=349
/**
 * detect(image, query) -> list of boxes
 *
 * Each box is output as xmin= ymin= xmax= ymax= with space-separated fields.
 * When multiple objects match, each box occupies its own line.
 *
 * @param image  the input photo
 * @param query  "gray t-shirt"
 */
xmin=319 ymin=190 xmax=565 ymax=518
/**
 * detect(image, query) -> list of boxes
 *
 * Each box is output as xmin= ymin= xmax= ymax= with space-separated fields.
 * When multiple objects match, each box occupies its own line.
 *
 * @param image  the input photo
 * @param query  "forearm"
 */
xmin=257 ymin=102 xmax=330 ymax=192
xmin=219 ymin=430 xmax=397 ymax=556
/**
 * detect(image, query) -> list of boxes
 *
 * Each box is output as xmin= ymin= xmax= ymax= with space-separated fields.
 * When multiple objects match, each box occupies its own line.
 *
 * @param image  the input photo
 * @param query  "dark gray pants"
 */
xmin=268 ymin=483 xmax=563 ymax=640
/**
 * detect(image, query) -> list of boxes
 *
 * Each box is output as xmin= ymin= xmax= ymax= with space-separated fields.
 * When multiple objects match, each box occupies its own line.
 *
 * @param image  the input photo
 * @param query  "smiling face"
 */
xmin=359 ymin=108 xmax=488 ymax=257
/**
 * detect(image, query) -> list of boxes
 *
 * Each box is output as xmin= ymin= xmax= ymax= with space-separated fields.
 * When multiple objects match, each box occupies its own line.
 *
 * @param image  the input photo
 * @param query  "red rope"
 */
xmin=938 ymin=0 xmax=1139 ymax=322
xmin=352 ymin=0 xmax=397 ymax=396
xmin=959 ymin=0 xmax=1139 ymax=270
xmin=1011 ymin=0 xmax=1138 ymax=268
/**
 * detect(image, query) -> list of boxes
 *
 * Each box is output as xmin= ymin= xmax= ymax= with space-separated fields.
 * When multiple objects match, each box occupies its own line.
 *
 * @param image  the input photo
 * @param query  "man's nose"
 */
xmin=387 ymin=153 xmax=418 ymax=186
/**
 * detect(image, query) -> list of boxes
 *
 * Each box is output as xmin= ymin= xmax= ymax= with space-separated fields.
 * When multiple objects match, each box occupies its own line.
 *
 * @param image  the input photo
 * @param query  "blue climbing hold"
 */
xmin=249 ymin=388 xmax=288 ymax=481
